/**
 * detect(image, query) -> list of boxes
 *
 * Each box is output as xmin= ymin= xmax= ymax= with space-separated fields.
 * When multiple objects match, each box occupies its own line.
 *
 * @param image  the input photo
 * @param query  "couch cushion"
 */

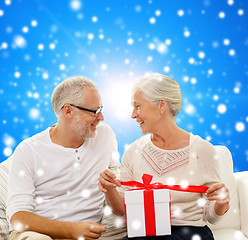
xmin=213 ymin=229 xmax=248 ymax=240
xmin=208 ymin=146 xmax=240 ymax=231
xmin=235 ymin=171 xmax=248 ymax=238
xmin=0 ymin=159 xmax=10 ymax=240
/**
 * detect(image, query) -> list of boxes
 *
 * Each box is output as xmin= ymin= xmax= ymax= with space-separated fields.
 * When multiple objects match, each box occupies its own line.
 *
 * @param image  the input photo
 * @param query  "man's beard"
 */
xmin=71 ymin=114 xmax=96 ymax=139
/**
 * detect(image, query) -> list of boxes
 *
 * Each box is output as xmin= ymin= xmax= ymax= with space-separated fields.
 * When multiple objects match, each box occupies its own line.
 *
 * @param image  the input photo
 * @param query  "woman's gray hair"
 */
xmin=132 ymin=73 xmax=182 ymax=116
xmin=51 ymin=76 xmax=97 ymax=117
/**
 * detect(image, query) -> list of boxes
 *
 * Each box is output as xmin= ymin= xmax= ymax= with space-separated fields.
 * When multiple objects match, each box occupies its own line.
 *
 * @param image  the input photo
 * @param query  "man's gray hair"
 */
xmin=132 ymin=73 xmax=182 ymax=116
xmin=51 ymin=76 xmax=97 ymax=117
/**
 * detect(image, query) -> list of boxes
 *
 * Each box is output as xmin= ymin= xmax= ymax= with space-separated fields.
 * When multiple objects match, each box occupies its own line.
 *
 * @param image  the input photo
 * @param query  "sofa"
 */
xmin=0 ymin=146 xmax=247 ymax=240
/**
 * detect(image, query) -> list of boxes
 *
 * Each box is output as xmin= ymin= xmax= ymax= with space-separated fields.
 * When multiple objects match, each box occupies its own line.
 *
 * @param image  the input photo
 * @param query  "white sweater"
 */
xmin=7 ymin=122 xmax=119 ymax=229
xmin=119 ymin=133 xmax=221 ymax=226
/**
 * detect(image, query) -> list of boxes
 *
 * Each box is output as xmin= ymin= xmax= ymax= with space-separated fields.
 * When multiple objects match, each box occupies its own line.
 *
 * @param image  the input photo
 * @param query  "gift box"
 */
xmin=124 ymin=188 xmax=171 ymax=237
xmin=121 ymin=174 xmax=209 ymax=238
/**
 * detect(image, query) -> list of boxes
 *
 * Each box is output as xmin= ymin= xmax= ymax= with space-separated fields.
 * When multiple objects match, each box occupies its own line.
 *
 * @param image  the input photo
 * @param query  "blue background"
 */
xmin=0 ymin=0 xmax=247 ymax=172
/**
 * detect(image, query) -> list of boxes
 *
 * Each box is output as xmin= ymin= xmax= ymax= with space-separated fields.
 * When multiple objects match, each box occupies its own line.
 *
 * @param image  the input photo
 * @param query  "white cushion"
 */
xmin=235 ymin=171 xmax=248 ymax=238
xmin=213 ymin=229 xmax=248 ymax=240
xmin=0 ymin=159 xmax=10 ymax=240
xmin=208 ymin=146 xmax=240 ymax=231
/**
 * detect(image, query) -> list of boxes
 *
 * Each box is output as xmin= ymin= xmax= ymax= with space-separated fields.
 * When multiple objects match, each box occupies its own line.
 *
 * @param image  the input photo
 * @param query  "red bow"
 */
xmin=120 ymin=173 xmax=209 ymax=193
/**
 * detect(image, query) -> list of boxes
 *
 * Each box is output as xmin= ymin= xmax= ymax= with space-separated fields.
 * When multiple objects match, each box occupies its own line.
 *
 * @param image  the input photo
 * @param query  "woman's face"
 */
xmin=131 ymin=91 xmax=160 ymax=134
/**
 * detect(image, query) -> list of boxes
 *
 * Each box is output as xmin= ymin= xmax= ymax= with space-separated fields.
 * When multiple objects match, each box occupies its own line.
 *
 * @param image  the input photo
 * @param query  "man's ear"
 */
xmin=62 ymin=104 xmax=73 ymax=119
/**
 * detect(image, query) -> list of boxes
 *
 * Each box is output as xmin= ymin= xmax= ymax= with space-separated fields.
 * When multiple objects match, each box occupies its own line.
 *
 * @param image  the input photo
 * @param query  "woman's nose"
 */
xmin=131 ymin=109 xmax=137 ymax=119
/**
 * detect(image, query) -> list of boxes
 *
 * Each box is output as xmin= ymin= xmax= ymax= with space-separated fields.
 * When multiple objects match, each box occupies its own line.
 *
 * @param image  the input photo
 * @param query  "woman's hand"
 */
xmin=98 ymin=169 xmax=121 ymax=193
xmin=206 ymin=183 xmax=230 ymax=216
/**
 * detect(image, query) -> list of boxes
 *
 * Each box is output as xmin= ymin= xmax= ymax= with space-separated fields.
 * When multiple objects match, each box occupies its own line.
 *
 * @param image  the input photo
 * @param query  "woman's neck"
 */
xmin=151 ymin=122 xmax=190 ymax=150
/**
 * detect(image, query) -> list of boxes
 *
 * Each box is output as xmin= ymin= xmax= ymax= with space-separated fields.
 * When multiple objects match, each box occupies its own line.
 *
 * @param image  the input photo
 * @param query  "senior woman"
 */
xmin=99 ymin=73 xmax=230 ymax=240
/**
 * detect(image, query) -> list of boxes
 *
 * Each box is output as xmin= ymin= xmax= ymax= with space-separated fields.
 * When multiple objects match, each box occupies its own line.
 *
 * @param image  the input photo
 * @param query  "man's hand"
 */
xmin=70 ymin=221 xmax=106 ymax=240
xmin=98 ymin=169 xmax=121 ymax=193
xmin=11 ymin=211 xmax=106 ymax=239
xmin=206 ymin=182 xmax=230 ymax=216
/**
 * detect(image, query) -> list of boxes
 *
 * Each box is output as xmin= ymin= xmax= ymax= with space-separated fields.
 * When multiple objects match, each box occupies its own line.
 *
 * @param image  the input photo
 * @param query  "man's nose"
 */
xmin=96 ymin=111 xmax=104 ymax=121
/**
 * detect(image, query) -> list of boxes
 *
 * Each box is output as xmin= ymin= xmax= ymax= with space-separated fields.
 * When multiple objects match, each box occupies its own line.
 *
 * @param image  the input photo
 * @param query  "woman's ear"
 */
xmin=158 ymin=99 xmax=167 ymax=114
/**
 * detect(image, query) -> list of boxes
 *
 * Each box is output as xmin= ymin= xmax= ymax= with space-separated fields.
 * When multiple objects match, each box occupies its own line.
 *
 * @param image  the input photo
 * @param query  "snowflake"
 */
xmin=178 ymin=10 xmax=184 ymax=17
xmin=238 ymin=9 xmax=244 ymax=16
xmin=163 ymin=66 xmax=170 ymax=73
xmin=219 ymin=12 xmax=225 ymax=19
xmin=127 ymin=38 xmax=134 ymax=45
xmin=223 ymin=38 xmax=230 ymax=46
xmin=157 ymin=43 xmax=167 ymax=54
xmin=81 ymin=189 xmax=91 ymax=198
xmin=101 ymin=63 xmax=108 ymax=70
xmin=180 ymin=180 xmax=189 ymax=189
xmin=217 ymin=104 xmax=227 ymax=114
xmin=184 ymin=104 xmax=196 ymax=115
xmin=104 ymin=205 xmax=112 ymax=216
xmin=49 ymin=43 xmax=56 ymax=50
xmin=229 ymin=49 xmax=235 ymax=56
xmin=234 ymin=231 xmax=243 ymax=239
xmin=235 ymin=122 xmax=245 ymax=132
xmin=192 ymin=234 xmax=201 ymax=240
xmin=37 ymin=169 xmax=44 ymax=177
xmin=198 ymin=51 xmax=205 ymax=59
xmin=149 ymin=17 xmax=156 ymax=24
xmin=172 ymin=206 xmax=182 ymax=217
xmin=131 ymin=219 xmax=141 ymax=230
xmin=19 ymin=170 xmax=26 ymax=177
xmin=5 ymin=0 xmax=11 ymax=5
xmin=92 ymin=16 xmax=98 ymax=22
xmin=13 ymin=35 xmax=27 ymax=48
xmin=59 ymin=64 xmax=66 ymax=70
xmin=70 ymin=0 xmax=82 ymax=11
xmin=155 ymin=10 xmax=161 ymax=16
xmin=197 ymin=198 xmax=207 ymax=207
xmin=88 ymin=33 xmax=94 ymax=40
xmin=22 ymin=26 xmax=29 ymax=33
xmin=31 ymin=20 xmax=38 ymax=27
xmin=227 ymin=0 xmax=234 ymax=5
xmin=36 ymin=197 xmax=44 ymax=204
xmin=29 ymin=108 xmax=40 ymax=120
xmin=12 ymin=221 xmax=24 ymax=232
xmin=166 ymin=177 xmax=175 ymax=186
xmin=3 ymin=147 xmax=12 ymax=157
xmin=115 ymin=217 xmax=124 ymax=227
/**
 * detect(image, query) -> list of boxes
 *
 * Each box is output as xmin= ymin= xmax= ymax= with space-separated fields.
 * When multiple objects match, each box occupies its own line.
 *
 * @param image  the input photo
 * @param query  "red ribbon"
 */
xmin=121 ymin=174 xmax=209 ymax=236
xmin=120 ymin=174 xmax=209 ymax=193
xmin=143 ymin=189 xmax=156 ymax=235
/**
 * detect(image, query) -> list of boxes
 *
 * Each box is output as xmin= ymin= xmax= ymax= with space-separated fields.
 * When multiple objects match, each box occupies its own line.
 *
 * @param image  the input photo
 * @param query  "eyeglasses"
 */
xmin=64 ymin=104 xmax=103 ymax=117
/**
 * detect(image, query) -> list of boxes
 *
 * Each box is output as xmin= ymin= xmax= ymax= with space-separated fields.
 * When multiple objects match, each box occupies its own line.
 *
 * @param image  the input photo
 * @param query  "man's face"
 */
xmin=70 ymin=87 xmax=104 ymax=139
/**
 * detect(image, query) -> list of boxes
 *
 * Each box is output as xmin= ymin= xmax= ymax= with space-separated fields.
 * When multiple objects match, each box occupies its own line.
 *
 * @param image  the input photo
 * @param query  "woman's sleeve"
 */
xmin=118 ymin=146 xmax=134 ymax=194
xmin=198 ymin=140 xmax=222 ymax=224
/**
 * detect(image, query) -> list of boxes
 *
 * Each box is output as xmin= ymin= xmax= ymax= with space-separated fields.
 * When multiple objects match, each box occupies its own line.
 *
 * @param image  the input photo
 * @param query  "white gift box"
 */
xmin=124 ymin=189 xmax=171 ymax=237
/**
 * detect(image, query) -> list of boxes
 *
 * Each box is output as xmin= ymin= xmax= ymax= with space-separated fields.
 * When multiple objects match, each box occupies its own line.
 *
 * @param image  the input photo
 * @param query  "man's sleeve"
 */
xmin=106 ymin=126 xmax=120 ymax=177
xmin=6 ymin=142 xmax=36 ymax=223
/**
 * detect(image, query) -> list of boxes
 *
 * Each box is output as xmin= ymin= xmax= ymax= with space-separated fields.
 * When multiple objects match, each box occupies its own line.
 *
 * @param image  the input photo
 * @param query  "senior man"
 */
xmin=7 ymin=76 xmax=119 ymax=240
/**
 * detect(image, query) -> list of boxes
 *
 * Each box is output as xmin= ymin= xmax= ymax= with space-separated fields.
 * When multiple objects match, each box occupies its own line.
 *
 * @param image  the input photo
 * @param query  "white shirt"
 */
xmin=119 ymin=133 xmax=221 ymax=226
xmin=7 ymin=122 xmax=119 ymax=228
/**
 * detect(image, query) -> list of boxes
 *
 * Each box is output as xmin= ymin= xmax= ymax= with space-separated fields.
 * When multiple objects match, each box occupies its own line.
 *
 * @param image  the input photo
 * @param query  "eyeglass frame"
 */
xmin=63 ymin=104 xmax=103 ymax=117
